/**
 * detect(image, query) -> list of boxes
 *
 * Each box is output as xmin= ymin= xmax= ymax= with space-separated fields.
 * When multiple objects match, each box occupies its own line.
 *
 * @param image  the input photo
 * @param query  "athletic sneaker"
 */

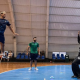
xmin=28 ymin=68 xmax=32 ymax=70
xmin=72 ymin=75 xmax=77 ymax=78
xmin=35 ymin=68 xmax=38 ymax=70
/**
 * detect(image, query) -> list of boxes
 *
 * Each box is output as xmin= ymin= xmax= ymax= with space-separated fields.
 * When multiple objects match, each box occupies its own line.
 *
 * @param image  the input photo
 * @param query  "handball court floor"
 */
xmin=0 ymin=62 xmax=77 ymax=80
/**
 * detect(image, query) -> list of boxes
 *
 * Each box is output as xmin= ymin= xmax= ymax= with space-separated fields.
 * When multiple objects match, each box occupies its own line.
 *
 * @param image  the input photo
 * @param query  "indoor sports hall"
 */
xmin=0 ymin=0 xmax=80 ymax=80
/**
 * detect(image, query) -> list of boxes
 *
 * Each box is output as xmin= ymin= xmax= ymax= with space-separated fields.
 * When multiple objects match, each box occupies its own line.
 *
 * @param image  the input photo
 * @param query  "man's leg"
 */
xmin=72 ymin=56 xmax=80 ymax=78
xmin=34 ymin=54 xmax=38 ymax=70
xmin=72 ymin=62 xmax=78 ymax=77
xmin=30 ymin=60 xmax=33 ymax=68
xmin=3 ymin=58 xmax=5 ymax=61
xmin=1 ymin=57 xmax=2 ymax=61
xmin=0 ymin=42 xmax=4 ymax=54
xmin=34 ymin=60 xmax=37 ymax=68
xmin=75 ymin=57 xmax=80 ymax=78
xmin=0 ymin=42 xmax=4 ymax=62
xmin=29 ymin=53 xmax=33 ymax=70
xmin=7 ymin=58 xmax=9 ymax=62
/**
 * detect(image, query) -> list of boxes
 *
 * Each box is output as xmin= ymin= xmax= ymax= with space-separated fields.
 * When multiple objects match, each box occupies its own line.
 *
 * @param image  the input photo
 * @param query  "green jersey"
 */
xmin=29 ymin=42 xmax=39 ymax=54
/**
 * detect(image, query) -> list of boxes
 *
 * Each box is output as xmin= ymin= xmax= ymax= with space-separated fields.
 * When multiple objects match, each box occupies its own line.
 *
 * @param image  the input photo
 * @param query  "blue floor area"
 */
xmin=0 ymin=65 xmax=78 ymax=80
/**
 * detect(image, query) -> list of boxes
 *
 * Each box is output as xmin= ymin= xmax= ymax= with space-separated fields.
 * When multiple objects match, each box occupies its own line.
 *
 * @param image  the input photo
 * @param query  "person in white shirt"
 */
xmin=8 ymin=51 xmax=13 ymax=58
xmin=2 ymin=52 xmax=9 ymax=61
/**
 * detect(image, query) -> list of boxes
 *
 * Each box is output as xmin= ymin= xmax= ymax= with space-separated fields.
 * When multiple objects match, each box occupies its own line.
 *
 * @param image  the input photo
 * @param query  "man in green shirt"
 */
xmin=27 ymin=37 xmax=40 ymax=70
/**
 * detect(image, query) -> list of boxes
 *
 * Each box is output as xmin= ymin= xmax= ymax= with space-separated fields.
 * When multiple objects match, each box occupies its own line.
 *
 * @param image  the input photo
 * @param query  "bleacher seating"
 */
xmin=52 ymin=52 xmax=67 ymax=62
xmin=41 ymin=55 xmax=45 ymax=59
xmin=16 ymin=55 xmax=20 ymax=59
xmin=57 ymin=54 xmax=60 ymax=59
xmin=52 ymin=54 xmax=56 ymax=59
xmin=61 ymin=54 xmax=65 ymax=60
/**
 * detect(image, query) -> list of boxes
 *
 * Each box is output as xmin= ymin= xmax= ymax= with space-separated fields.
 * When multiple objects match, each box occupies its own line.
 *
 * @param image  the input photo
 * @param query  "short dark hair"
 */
xmin=33 ymin=37 xmax=37 ymax=39
xmin=10 ymin=50 xmax=12 ymax=52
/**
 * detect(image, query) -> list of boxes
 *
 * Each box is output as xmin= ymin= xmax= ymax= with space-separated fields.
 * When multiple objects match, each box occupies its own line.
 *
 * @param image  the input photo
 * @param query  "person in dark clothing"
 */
xmin=27 ymin=37 xmax=40 ymax=70
xmin=0 ymin=11 xmax=19 ymax=56
xmin=78 ymin=31 xmax=80 ymax=44
xmin=72 ymin=31 xmax=80 ymax=79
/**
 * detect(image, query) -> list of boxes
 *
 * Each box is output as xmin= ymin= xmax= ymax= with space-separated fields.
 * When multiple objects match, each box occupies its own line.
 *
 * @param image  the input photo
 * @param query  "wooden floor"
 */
xmin=0 ymin=62 xmax=71 ymax=73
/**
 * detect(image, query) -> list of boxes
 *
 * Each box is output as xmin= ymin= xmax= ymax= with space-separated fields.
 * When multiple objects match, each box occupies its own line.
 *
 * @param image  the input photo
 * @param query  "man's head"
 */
xmin=9 ymin=51 xmax=12 ymax=53
xmin=0 ymin=11 xmax=6 ymax=19
xmin=33 ymin=37 xmax=37 ymax=42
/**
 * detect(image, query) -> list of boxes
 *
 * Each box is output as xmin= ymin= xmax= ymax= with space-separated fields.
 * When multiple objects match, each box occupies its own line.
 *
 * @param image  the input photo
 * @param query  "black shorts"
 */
xmin=30 ymin=53 xmax=38 ymax=60
xmin=0 ymin=34 xmax=5 ymax=44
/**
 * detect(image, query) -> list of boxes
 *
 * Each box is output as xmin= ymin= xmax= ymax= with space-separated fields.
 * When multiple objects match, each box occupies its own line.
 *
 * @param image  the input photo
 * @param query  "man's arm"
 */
xmin=8 ymin=26 xmax=19 ymax=35
xmin=38 ymin=47 xmax=40 ymax=55
xmin=27 ymin=46 xmax=30 ymax=55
